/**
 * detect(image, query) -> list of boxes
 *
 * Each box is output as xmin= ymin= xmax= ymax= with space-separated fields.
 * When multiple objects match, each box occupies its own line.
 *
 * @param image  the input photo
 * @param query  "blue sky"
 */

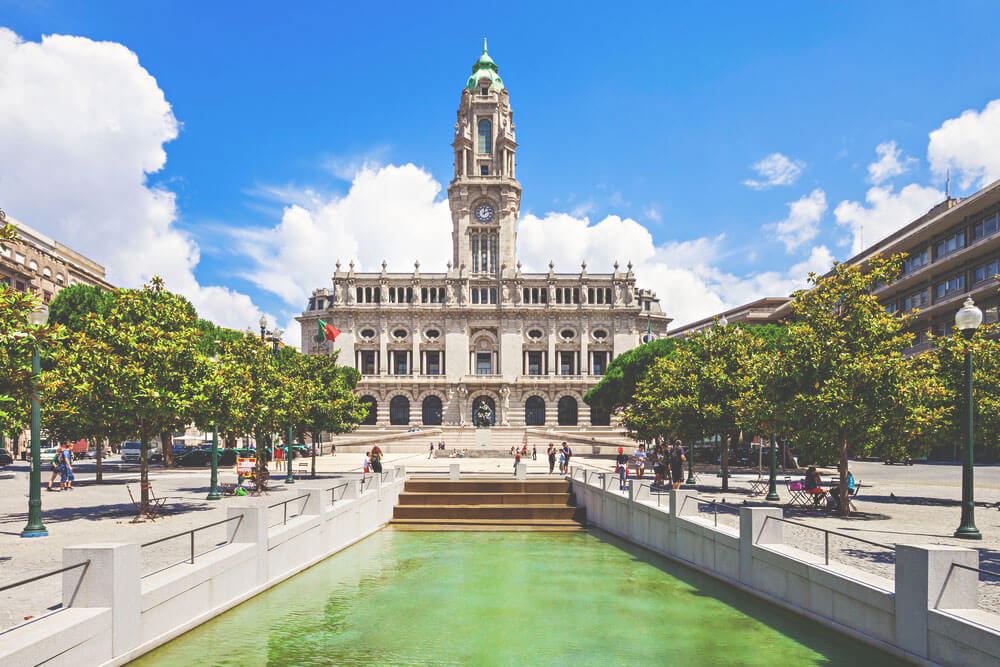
xmin=3 ymin=1 xmax=1000 ymax=343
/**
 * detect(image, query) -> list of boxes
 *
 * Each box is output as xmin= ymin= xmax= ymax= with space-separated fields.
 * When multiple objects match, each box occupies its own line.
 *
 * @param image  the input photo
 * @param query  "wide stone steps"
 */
xmin=397 ymin=492 xmax=571 ymax=505
xmin=389 ymin=478 xmax=586 ymax=531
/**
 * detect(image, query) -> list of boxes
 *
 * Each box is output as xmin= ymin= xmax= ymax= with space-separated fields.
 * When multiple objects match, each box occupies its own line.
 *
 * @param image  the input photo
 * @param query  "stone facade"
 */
xmin=297 ymin=45 xmax=671 ymax=428
xmin=0 ymin=208 xmax=114 ymax=302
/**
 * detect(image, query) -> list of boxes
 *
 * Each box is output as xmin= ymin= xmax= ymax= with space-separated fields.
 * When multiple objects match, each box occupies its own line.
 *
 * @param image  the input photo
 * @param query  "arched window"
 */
xmin=590 ymin=404 xmax=610 ymax=426
xmin=389 ymin=396 xmax=410 ymax=425
xmin=422 ymin=395 xmax=443 ymax=426
xmin=478 ymin=118 xmax=492 ymax=153
xmin=558 ymin=396 xmax=578 ymax=426
xmin=472 ymin=396 xmax=495 ymax=427
xmin=525 ymin=396 xmax=545 ymax=426
xmin=359 ymin=396 xmax=377 ymax=426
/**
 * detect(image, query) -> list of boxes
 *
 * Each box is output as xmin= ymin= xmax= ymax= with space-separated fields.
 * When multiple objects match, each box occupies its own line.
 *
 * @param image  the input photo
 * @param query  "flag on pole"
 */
xmin=317 ymin=319 xmax=341 ymax=342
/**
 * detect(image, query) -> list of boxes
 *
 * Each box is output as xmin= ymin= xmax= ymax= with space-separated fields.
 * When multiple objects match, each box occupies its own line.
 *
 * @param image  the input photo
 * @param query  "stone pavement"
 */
xmin=3 ymin=453 xmax=1000 ymax=629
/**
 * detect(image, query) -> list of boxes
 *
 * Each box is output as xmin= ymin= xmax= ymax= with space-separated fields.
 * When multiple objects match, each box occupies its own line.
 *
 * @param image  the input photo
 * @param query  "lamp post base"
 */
xmin=954 ymin=526 xmax=982 ymax=540
xmin=20 ymin=526 xmax=48 ymax=538
xmin=206 ymin=491 xmax=221 ymax=501
xmin=765 ymin=491 xmax=780 ymax=502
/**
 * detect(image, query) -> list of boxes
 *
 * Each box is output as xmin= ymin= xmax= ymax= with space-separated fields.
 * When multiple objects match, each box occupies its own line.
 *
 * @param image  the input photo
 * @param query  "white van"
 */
xmin=121 ymin=441 xmax=162 ymax=464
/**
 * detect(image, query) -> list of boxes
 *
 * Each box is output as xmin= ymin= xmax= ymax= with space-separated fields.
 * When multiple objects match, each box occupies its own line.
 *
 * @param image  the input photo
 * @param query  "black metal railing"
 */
xmin=758 ymin=515 xmax=894 ymax=578
xmin=326 ymin=481 xmax=352 ymax=505
xmin=937 ymin=562 xmax=1000 ymax=612
xmin=0 ymin=560 xmax=90 ymax=604
xmin=681 ymin=495 xmax=742 ymax=527
xmin=140 ymin=515 xmax=244 ymax=577
xmin=268 ymin=493 xmax=310 ymax=528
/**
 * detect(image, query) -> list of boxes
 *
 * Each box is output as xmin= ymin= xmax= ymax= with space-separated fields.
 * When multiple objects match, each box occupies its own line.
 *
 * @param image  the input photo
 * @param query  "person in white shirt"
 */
xmin=632 ymin=444 xmax=648 ymax=479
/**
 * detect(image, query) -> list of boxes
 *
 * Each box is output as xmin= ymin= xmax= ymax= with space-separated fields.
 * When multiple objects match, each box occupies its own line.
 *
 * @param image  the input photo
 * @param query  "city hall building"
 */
xmin=298 ymin=43 xmax=670 ymax=430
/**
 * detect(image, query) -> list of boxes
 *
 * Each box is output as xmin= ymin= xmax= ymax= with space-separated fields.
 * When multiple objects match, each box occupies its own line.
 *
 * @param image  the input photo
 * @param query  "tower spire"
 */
xmin=483 ymin=37 xmax=488 ymax=54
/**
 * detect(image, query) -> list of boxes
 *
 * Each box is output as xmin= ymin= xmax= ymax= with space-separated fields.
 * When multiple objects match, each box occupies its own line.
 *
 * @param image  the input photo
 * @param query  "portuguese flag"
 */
xmin=318 ymin=319 xmax=341 ymax=342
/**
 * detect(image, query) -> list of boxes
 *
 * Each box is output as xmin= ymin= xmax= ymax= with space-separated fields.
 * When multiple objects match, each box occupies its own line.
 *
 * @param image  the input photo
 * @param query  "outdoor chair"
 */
xmin=127 ymin=484 xmax=167 ymax=522
xmin=296 ymin=460 xmax=310 ymax=479
xmin=783 ymin=477 xmax=813 ymax=509
xmin=748 ymin=474 xmax=767 ymax=497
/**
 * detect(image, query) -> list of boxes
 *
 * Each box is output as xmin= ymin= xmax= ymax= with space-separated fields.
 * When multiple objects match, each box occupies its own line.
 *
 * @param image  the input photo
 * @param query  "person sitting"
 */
xmin=803 ymin=466 xmax=827 ymax=506
xmin=829 ymin=471 xmax=856 ymax=510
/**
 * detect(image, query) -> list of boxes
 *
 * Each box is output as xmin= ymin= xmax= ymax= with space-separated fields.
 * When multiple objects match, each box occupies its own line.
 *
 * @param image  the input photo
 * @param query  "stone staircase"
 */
xmin=390 ymin=479 xmax=586 ymax=531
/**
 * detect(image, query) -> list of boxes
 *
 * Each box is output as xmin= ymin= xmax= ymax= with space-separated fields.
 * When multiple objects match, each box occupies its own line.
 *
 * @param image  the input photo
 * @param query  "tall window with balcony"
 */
xmin=476 ymin=352 xmax=492 ymax=375
xmin=526 ymin=351 xmax=543 ymax=375
xmin=478 ymin=118 xmax=492 ymax=154
xmin=934 ymin=273 xmax=966 ymax=301
xmin=903 ymin=248 xmax=929 ymax=275
xmin=592 ymin=351 xmax=608 ymax=375
xmin=973 ymin=259 xmax=1000 ymax=286
xmin=360 ymin=351 xmax=377 ymax=376
xmin=973 ymin=214 xmax=999 ymax=242
xmin=471 ymin=235 xmax=499 ymax=274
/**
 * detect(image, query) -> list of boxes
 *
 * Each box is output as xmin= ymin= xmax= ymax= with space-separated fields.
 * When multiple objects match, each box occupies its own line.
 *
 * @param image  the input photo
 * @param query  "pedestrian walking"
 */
xmin=532 ymin=445 xmax=537 ymax=460
xmin=514 ymin=449 xmax=521 ymax=476
xmin=562 ymin=442 xmax=572 ymax=474
xmin=616 ymin=447 xmax=629 ymax=490
xmin=670 ymin=441 xmax=686 ymax=490
xmin=58 ymin=443 xmax=75 ymax=490
xmin=429 ymin=442 xmax=435 ymax=459
xmin=47 ymin=448 xmax=61 ymax=491
xmin=558 ymin=448 xmax=566 ymax=475
xmin=632 ymin=444 xmax=647 ymax=479
xmin=371 ymin=444 xmax=383 ymax=473
xmin=547 ymin=444 xmax=556 ymax=474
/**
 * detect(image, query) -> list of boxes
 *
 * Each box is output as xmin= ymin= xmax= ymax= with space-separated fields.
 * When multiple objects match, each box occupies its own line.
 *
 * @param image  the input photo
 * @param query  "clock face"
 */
xmin=474 ymin=204 xmax=495 ymax=222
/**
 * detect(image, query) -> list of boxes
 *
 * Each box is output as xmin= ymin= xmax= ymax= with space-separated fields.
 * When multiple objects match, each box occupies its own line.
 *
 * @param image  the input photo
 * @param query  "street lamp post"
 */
xmin=765 ymin=436 xmax=780 ymax=502
xmin=954 ymin=297 xmax=982 ymax=540
xmin=21 ymin=305 xmax=49 ymax=538
xmin=285 ymin=425 xmax=295 ymax=484
xmin=206 ymin=424 xmax=220 ymax=500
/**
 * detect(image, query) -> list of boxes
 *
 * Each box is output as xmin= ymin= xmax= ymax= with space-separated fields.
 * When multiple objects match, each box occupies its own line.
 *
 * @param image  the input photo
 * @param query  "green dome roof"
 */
xmin=465 ymin=38 xmax=504 ymax=91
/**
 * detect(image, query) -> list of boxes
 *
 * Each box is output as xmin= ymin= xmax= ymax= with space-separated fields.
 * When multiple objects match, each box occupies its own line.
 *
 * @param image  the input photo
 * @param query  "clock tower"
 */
xmin=448 ymin=39 xmax=520 ymax=277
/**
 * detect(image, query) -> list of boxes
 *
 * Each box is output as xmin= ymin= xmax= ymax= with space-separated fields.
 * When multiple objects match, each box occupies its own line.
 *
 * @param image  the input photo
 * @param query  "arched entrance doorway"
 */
xmin=359 ymin=396 xmax=377 ymax=426
xmin=525 ymin=396 xmax=545 ymax=426
xmin=472 ymin=396 xmax=496 ymax=427
xmin=389 ymin=395 xmax=410 ymax=425
xmin=558 ymin=396 xmax=578 ymax=426
xmin=422 ymin=395 xmax=443 ymax=425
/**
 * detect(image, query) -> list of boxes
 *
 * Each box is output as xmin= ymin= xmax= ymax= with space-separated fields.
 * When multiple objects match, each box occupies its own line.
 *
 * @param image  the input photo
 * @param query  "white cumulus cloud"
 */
xmin=235 ymin=164 xmax=452 ymax=306
xmin=744 ymin=153 xmax=805 ymax=190
xmin=771 ymin=189 xmax=827 ymax=252
xmin=868 ymin=141 xmax=916 ymax=184
xmin=834 ymin=183 xmax=942 ymax=255
xmin=0 ymin=27 xmax=264 ymax=330
xmin=928 ymin=99 xmax=1000 ymax=190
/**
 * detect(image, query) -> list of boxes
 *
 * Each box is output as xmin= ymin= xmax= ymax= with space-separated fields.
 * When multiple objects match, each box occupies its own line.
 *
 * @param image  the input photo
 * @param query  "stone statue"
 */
xmin=474 ymin=401 xmax=493 ymax=428
xmin=446 ymin=282 xmax=457 ymax=305
xmin=499 ymin=386 xmax=511 ymax=426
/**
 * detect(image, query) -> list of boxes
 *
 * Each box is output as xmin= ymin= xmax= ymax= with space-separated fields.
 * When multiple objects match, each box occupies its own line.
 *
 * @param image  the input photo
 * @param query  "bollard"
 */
xmin=449 ymin=463 xmax=460 ymax=480
xmin=738 ymin=506 xmax=782 ymax=585
xmin=62 ymin=543 xmax=141 ymax=657
xmin=515 ymin=462 xmax=527 ymax=479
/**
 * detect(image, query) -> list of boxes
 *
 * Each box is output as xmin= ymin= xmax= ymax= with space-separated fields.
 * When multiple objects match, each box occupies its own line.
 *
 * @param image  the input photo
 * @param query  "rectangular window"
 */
xmin=903 ymin=248 xmax=930 ymax=275
xmin=559 ymin=351 xmax=575 ymax=375
xmin=592 ymin=351 xmax=608 ymax=376
xmin=472 ymin=236 xmax=480 ymax=272
xmin=489 ymin=288 xmax=497 ymax=304
xmin=527 ymin=351 xmax=543 ymax=375
xmin=523 ymin=288 xmax=530 ymax=304
xmin=426 ymin=352 xmax=441 ymax=376
xmin=934 ymin=231 xmax=966 ymax=259
xmin=885 ymin=302 xmax=899 ymax=315
xmin=16 ymin=280 xmax=26 ymax=292
xmin=361 ymin=351 xmax=377 ymax=376
xmin=902 ymin=289 xmax=929 ymax=312
xmin=588 ymin=287 xmax=595 ymax=304
xmin=540 ymin=289 xmax=547 ymax=304
xmin=480 ymin=165 xmax=489 ymax=176
xmin=476 ymin=352 xmax=492 ymax=375
xmin=934 ymin=273 xmax=966 ymax=301
xmin=973 ymin=214 xmax=999 ymax=241
xmin=974 ymin=259 xmax=1000 ymax=285
xmin=555 ymin=289 xmax=562 ymax=304
xmin=394 ymin=353 xmax=408 ymax=376
xmin=471 ymin=289 xmax=480 ymax=304
xmin=15 ymin=252 xmax=24 ymax=264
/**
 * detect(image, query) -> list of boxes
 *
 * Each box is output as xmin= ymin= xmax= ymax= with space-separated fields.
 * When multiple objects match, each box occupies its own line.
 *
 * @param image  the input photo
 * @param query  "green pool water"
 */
xmin=134 ymin=529 xmax=904 ymax=666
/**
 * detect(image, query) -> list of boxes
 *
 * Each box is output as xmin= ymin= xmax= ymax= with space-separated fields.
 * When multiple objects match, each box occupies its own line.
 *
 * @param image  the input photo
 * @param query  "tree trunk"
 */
xmin=254 ymin=429 xmax=266 ymax=490
xmin=139 ymin=430 xmax=150 ymax=513
xmin=310 ymin=431 xmax=318 ymax=479
xmin=838 ymin=431 xmax=850 ymax=518
xmin=721 ymin=433 xmax=730 ymax=492
xmin=94 ymin=438 xmax=103 ymax=484
xmin=160 ymin=432 xmax=172 ymax=467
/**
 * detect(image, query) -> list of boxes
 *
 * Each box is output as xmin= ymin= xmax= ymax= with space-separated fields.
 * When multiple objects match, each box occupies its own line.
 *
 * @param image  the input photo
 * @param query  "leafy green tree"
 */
xmin=48 ymin=284 xmax=113 ymax=331
xmin=769 ymin=256 xmax=947 ymax=515
xmin=70 ymin=277 xmax=206 ymax=511
xmin=584 ymin=338 xmax=678 ymax=417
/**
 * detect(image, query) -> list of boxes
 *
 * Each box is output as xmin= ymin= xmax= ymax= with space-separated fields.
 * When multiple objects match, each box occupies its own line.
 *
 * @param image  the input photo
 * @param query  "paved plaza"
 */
xmin=2 ymin=453 xmax=1000 ymax=629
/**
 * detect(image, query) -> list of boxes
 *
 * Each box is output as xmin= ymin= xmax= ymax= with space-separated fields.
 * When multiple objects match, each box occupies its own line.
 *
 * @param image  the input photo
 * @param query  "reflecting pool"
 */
xmin=134 ymin=529 xmax=905 ymax=666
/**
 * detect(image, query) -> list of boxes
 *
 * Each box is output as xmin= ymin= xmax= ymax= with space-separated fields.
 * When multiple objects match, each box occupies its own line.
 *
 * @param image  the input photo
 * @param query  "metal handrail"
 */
xmin=759 ymin=515 xmax=892 ymax=567
xmin=0 ymin=560 xmax=90 ymax=595
xmin=268 ymin=493 xmax=311 ymax=527
xmin=680 ymin=495 xmax=741 ymax=527
xmin=381 ymin=470 xmax=391 ymax=483
xmin=936 ymin=562 xmax=1000 ymax=610
xmin=326 ymin=481 xmax=352 ymax=504
xmin=140 ymin=515 xmax=244 ymax=571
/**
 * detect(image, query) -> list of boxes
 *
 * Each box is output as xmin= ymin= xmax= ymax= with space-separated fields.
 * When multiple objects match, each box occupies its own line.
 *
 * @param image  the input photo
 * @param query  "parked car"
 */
xmin=175 ymin=449 xmax=211 ymax=467
xmin=0 ymin=449 xmax=13 ymax=466
xmin=218 ymin=449 xmax=239 ymax=466
xmin=121 ymin=441 xmax=162 ymax=464
xmin=171 ymin=444 xmax=191 ymax=458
